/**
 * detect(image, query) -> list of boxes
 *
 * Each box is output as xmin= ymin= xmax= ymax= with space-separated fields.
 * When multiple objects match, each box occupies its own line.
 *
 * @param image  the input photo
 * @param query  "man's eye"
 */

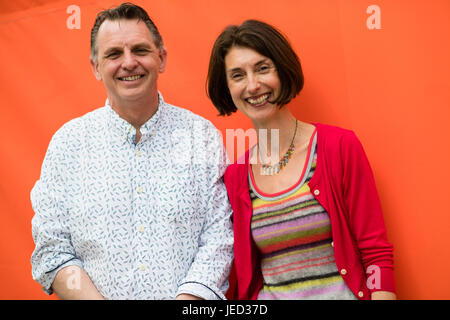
xmin=106 ymin=52 xmax=120 ymax=59
xmin=134 ymin=49 xmax=149 ymax=55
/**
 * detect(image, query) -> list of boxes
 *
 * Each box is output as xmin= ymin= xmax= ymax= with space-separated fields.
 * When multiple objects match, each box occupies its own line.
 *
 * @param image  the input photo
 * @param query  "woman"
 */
xmin=207 ymin=20 xmax=396 ymax=300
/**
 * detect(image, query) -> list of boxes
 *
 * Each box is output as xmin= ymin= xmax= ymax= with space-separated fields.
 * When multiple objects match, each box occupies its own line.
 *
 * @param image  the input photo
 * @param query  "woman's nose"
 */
xmin=246 ymin=74 xmax=261 ymax=93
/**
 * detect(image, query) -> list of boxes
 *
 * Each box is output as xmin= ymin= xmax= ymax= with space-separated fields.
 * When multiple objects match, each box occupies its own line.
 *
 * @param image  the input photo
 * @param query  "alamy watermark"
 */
xmin=66 ymin=5 xmax=81 ymax=30
xmin=168 ymin=122 xmax=282 ymax=176
xmin=367 ymin=4 xmax=382 ymax=30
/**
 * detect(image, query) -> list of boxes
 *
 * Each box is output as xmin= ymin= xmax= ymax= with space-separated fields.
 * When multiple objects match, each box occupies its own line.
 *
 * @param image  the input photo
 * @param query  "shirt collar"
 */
xmin=106 ymin=92 xmax=164 ymax=144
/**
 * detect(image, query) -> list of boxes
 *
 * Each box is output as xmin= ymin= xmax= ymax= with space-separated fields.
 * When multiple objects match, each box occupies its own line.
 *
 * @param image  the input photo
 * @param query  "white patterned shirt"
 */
xmin=31 ymin=94 xmax=234 ymax=300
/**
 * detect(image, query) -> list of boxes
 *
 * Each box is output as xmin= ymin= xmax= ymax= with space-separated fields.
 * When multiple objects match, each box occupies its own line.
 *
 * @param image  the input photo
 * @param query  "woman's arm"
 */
xmin=372 ymin=291 xmax=396 ymax=300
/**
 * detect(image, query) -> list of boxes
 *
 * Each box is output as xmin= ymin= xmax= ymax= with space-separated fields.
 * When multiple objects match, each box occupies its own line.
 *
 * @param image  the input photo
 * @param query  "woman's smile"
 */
xmin=225 ymin=46 xmax=281 ymax=122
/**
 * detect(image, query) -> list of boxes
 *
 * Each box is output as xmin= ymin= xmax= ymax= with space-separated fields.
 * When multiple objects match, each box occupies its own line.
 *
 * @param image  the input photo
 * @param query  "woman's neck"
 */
xmin=252 ymin=107 xmax=298 ymax=165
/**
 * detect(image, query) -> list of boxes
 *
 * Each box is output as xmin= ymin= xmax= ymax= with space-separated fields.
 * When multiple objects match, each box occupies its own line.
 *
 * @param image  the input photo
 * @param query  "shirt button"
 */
xmin=136 ymin=150 xmax=142 ymax=157
xmin=138 ymin=225 xmax=145 ymax=233
xmin=358 ymin=291 xmax=364 ymax=298
xmin=340 ymin=269 xmax=347 ymax=276
xmin=151 ymin=132 xmax=156 ymax=137
xmin=140 ymin=264 xmax=146 ymax=271
xmin=137 ymin=186 xmax=143 ymax=194
xmin=313 ymin=189 xmax=320 ymax=196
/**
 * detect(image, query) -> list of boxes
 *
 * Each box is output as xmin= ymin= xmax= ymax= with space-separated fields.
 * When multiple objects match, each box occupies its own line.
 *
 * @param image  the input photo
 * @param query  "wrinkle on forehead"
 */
xmin=97 ymin=19 xmax=154 ymax=52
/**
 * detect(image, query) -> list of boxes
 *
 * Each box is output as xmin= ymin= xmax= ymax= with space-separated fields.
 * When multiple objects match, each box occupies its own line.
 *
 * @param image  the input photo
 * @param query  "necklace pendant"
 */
xmin=258 ymin=120 xmax=298 ymax=176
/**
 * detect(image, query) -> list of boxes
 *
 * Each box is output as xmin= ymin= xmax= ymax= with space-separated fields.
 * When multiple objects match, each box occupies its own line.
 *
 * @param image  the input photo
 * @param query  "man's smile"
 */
xmin=117 ymin=74 xmax=145 ymax=81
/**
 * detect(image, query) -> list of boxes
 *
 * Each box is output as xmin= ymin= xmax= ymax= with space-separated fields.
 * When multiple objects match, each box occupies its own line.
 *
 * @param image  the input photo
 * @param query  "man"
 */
xmin=31 ymin=3 xmax=233 ymax=300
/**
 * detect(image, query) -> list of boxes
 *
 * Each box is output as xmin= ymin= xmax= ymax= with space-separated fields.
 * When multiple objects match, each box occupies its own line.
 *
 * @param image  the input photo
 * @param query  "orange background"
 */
xmin=0 ymin=0 xmax=449 ymax=299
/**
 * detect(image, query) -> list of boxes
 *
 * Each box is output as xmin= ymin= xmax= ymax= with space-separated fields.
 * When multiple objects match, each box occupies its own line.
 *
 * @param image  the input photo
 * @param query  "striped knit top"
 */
xmin=248 ymin=131 xmax=357 ymax=300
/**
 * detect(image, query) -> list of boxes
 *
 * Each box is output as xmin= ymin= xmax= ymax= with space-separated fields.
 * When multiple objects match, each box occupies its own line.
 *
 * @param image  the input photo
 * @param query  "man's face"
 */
xmin=91 ymin=19 xmax=166 ymax=108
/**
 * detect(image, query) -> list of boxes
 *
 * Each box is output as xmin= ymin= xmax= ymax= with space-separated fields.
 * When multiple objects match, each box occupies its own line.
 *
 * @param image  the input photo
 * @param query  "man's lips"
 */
xmin=117 ymin=74 xmax=145 ymax=81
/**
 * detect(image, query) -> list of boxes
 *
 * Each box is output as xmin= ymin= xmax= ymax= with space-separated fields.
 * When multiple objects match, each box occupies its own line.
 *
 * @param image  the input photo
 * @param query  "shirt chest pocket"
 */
xmin=150 ymin=168 xmax=202 ymax=227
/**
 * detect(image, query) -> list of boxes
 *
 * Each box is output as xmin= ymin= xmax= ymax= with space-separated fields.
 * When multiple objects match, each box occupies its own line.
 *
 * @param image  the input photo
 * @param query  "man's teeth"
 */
xmin=121 ymin=75 xmax=142 ymax=81
xmin=247 ymin=94 xmax=269 ymax=105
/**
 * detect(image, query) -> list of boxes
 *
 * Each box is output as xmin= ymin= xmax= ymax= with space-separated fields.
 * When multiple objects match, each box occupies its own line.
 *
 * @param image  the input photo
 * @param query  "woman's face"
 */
xmin=224 ymin=46 xmax=281 ymax=123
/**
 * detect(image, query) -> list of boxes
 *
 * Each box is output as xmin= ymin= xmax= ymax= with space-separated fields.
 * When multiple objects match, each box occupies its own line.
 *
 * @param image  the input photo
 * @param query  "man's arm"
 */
xmin=175 ymin=121 xmax=234 ymax=300
xmin=52 ymin=266 xmax=104 ymax=300
xmin=31 ymin=125 xmax=100 ymax=298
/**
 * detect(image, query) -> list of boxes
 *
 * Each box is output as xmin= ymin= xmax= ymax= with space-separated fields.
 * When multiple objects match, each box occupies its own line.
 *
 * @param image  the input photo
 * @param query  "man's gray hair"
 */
xmin=90 ymin=2 xmax=163 ymax=61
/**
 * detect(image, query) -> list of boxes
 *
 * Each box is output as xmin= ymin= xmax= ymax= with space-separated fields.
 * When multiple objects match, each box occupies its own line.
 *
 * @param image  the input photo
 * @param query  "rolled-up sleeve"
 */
xmin=30 ymin=128 xmax=82 ymax=294
xmin=341 ymin=131 xmax=395 ymax=294
xmin=176 ymin=122 xmax=234 ymax=300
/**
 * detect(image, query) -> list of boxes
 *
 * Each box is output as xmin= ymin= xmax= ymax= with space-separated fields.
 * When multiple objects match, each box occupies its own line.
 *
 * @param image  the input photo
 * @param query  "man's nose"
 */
xmin=121 ymin=50 xmax=138 ymax=70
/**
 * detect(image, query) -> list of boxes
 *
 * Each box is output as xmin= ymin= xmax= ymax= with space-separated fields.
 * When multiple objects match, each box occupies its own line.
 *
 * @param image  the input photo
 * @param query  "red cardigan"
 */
xmin=224 ymin=123 xmax=395 ymax=300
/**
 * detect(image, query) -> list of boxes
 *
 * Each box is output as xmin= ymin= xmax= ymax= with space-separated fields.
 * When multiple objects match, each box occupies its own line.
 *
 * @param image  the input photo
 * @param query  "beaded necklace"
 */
xmin=260 ymin=120 xmax=298 ymax=175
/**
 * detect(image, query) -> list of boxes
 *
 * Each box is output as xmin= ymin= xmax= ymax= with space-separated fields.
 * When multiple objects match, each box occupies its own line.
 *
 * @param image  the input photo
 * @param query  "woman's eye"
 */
xmin=231 ymin=73 xmax=243 ymax=80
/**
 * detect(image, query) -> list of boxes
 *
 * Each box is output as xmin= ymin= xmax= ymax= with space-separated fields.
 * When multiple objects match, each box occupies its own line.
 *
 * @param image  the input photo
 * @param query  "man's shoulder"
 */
xmin=50 ymin=106 xmax=107 ymax=144
xmin=163 ymin=102 xmax=207 ymax=120
xmin=162 ymin=102 xmax=216 ymax=130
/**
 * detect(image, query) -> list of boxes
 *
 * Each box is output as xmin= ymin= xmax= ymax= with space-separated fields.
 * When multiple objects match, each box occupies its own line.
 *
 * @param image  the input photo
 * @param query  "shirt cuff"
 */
xmin=177 ymin=281 xmax=226 ymax=300
xmin=42 ymin=259 xmax=84 ymax=295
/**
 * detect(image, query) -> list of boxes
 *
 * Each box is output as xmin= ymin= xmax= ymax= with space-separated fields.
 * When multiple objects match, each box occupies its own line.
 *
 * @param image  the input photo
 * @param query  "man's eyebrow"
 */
xmin=103 ymin=43 xmax=152 ymax=56
xmin=103 ymin=47 xmax=122 ymax=56
xmin=131 ymin=42 xmax=152 ymax=49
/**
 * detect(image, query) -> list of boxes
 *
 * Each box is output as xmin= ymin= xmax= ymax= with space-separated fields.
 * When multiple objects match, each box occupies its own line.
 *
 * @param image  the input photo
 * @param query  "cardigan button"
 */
xmin=313 ymin=189 xmax=320 ymax=196
xmin=358 ymin=291 xmax=364 ymax=298
xmin=340 ymin=269 xmax=347 ymax=276
xmin=331 ymin=241 xmax=334 ymax=248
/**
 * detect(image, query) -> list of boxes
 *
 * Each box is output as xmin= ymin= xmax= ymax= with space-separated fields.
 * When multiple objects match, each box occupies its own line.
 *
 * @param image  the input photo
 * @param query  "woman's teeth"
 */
xmin=247 ymin=93 xmax=270 ymax=105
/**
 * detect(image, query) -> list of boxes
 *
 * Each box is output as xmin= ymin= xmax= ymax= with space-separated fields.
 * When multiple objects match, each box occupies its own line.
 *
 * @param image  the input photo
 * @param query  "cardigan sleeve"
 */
xmin=340 ymin=131 xmax=396 ymax=294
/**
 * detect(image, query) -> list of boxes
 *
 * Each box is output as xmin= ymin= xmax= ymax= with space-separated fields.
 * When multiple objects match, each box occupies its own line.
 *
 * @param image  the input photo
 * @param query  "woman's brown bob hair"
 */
xmin=207 ymin=19 xmax=304 ymax=116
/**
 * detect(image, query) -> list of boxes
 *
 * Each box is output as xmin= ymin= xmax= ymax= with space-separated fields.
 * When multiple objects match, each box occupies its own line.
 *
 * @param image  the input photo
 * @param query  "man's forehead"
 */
xmin=97 ymin=18 xmax=153 ymax=44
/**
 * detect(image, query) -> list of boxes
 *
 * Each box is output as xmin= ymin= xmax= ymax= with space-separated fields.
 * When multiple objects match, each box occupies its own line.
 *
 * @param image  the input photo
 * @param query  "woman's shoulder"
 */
xmin=313 ymin=122 xmax=369 ymax=168
xmin=313 ymin=122 xmax=361 ymax=146
xmin=314 ymin=122 xmax=354 ymax=136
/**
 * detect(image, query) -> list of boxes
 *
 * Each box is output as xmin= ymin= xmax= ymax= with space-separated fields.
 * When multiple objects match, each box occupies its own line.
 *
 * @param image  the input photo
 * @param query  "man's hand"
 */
xmin=52 ymin=265 xmax=105 ymax=300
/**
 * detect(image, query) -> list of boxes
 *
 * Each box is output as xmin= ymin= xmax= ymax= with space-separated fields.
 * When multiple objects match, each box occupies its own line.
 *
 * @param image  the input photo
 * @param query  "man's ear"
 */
xmin=90 ymin=58 xmax=102 ymax=81
xmin=158 ymin=46 xmax=167 ymax=73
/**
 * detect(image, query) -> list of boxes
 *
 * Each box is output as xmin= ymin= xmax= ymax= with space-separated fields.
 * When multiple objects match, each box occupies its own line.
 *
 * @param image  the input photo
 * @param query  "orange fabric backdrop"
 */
xmin=0 ymin=0 xmax=449 ymax=299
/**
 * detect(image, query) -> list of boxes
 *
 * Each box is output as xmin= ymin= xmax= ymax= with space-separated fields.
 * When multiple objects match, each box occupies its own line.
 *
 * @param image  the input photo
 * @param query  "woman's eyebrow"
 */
xmin=227 ymin=58 xmax=270 ymax=73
